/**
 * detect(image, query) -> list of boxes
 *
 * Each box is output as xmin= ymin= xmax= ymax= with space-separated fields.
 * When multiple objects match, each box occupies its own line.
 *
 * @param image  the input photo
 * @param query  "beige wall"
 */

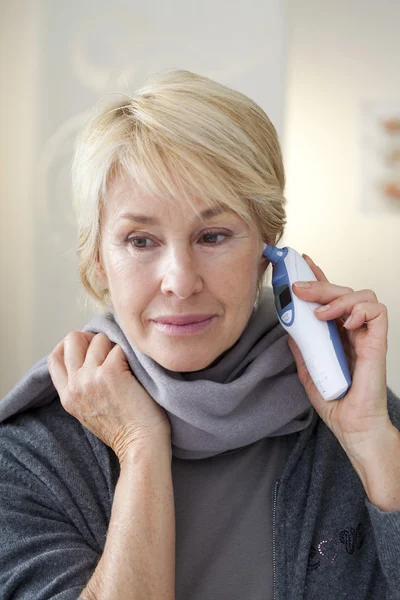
xmin=0 ymin=0 xmax=287 ymax=398
xmin=0 ymin=1 xmax=38 ymax=392
xmin=4 ymin=1 xmax=397 ymax=399
xmin=281 ymin=0 xmax=400 ymax=395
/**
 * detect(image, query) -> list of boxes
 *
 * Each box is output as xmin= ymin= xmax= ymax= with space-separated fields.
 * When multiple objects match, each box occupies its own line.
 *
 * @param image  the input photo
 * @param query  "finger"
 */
xmin=47 ymin=340 xmax=68 ymax=394
xmin=310 ymin=289 xmax=378 ymax=320
xmin=82 ymin=332 xmax=97 ymax=343
xmin=302 ymin=254 xmax=330 ymax=283
xmin=292 ymin=280 xmax=357 ymax=306
xmin=64 ymin=331 xmax=92 ymax=376
xmin=102 ymin=343 xmax=132 ymax=374
xmin=342 ymin=301 xmax=388 ymax=337
xmin=83 ymin=333 xmax=115 ymax=370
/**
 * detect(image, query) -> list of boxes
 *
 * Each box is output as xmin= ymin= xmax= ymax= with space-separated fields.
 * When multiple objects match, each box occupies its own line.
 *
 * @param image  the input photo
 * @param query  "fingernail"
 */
xmin=302 ymin=254 xmax=313 ymax=262
xmin=343 ymin=315 xmax=353 ymax=327
xmin=294 ymin=281 xmax=310 ymax=288
xmin=315 ymin=304 xmax=331 ymax=312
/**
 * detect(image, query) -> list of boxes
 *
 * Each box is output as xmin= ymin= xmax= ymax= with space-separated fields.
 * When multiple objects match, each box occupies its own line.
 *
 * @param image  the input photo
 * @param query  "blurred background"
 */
xmin=1 ymin=0 xmax=399 ymax=398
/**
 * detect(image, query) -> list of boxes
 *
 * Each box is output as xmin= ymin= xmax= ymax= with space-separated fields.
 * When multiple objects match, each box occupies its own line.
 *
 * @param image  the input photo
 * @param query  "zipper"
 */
xmin=272 ymin=479 xmax=280 ymax=600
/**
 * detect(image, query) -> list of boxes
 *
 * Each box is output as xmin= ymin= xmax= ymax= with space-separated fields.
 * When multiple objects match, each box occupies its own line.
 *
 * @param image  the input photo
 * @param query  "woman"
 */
xmin=0 ymin=69 xmax=399 ymax=600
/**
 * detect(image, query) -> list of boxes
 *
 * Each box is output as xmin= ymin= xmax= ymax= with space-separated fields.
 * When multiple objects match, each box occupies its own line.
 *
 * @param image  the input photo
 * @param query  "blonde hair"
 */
xmin=71 ymin=69 xmax=287 ymax=314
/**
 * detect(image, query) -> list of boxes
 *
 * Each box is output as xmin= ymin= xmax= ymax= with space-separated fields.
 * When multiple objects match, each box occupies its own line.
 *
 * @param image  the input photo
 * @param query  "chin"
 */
xmin=155 ymin=352 xmax=218 ymax=373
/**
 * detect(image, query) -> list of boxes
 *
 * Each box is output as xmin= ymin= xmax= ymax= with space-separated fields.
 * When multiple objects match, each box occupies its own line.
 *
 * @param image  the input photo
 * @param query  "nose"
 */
xmin=160 ymin=244 xmax=203 ymax=299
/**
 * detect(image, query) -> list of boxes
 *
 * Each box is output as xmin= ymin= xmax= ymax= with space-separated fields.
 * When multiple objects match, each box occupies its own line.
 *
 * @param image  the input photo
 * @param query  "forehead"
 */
xmin=105 ymin=171 xmax=229 ymax=221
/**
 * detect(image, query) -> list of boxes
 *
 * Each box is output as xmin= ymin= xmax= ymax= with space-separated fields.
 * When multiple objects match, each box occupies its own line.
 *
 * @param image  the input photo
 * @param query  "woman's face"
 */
xmin=97 ymin=174 xmax=269 ymax=372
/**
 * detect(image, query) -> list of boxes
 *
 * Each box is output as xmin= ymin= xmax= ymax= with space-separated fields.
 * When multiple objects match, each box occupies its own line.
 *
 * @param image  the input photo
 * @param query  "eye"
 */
xmin=200 ymin=231 xmax=231 ymax=245
xmin=126 ymin=230 xmax=231 ymax=251
xmin=126 ymin=236 xmax=157 ymax=249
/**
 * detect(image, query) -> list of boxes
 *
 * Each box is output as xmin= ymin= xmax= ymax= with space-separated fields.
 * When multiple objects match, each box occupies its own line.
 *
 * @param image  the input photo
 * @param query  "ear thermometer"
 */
xmin=263 ymin=244 xmax=351 ymax=401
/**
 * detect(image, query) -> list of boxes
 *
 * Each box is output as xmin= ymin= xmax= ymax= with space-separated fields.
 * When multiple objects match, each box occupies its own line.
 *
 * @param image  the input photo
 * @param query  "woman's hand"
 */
xmin=47 ymin=332 xmax=171 ymax=463
xmin=287 ymin=254 xmax=392 ymax=464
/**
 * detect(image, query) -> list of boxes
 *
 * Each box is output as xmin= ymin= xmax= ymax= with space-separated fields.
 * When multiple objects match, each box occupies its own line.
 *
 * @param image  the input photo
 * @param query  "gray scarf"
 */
xmin=0 ymin=286 xmax=313 ymax=459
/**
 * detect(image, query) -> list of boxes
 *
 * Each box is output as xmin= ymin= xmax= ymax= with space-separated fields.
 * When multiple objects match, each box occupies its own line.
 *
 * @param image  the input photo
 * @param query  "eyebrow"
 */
xmin=117 ymin=206 xmax=229 ymax=225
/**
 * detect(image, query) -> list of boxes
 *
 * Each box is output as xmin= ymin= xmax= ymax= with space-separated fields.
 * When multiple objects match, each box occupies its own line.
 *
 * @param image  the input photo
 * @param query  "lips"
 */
xmin=152 ymin=314 xmax=216 ymax=325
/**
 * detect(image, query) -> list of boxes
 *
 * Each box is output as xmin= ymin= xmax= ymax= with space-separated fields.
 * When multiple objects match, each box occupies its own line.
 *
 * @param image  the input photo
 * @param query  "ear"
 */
xmin=95 ymin=250 xmax=109 ymax=289
xmin=256 ymin=235 xmax=270 ymax=278
xmin=258 ymin=257 xmax=270 ymax=279
xmin=258 ymin=241 xmax=270 ymax=278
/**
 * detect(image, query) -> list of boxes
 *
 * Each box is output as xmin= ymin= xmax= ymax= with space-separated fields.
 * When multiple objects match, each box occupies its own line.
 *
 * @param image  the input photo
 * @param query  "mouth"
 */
xmin=151 ymin=315 xmax=218 ymax=335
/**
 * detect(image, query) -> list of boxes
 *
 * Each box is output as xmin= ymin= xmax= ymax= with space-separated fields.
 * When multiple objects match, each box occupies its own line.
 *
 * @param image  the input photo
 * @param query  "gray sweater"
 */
xmin=0 ymin=388 xmax=400 ymax=599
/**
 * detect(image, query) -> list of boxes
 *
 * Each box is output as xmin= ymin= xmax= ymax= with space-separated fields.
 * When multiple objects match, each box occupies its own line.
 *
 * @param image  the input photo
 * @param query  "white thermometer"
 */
xmin=263 ymin=244 xmax=351 ymax=401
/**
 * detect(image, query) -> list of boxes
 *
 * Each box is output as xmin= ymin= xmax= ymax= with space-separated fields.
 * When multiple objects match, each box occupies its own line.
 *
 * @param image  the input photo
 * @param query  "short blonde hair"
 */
xmin=71 ymin=69 xmax=287 ymax=314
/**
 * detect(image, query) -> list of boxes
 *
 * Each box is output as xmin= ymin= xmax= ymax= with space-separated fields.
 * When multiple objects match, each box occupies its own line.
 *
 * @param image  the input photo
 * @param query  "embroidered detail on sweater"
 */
xmin=307 ymin=523 xmax=365 ymax=570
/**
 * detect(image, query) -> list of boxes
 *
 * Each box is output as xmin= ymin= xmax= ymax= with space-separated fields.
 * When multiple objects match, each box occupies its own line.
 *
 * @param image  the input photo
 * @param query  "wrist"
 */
xmin=349 ymin=426 xmax=400 ymax=512
xmin=119 ymin=433 xmax=172 ymax=467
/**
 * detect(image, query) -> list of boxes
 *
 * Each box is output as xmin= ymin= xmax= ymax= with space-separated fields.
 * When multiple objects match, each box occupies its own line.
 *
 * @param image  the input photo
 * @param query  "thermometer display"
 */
xmin=263 ymin=244 xmax=351 ymax=401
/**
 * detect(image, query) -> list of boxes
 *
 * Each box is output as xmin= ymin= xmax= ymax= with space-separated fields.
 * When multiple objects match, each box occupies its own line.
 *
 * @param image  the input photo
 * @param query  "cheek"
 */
xmin=108 ymin=254 xmax=134 ymax=283
xmin=106 ymin=253 xmax=153 ymax=305
xmin=206 ymin=250 xmax=259 ymax=296
xmin=218 ymin=245 xmax=259 ymax=275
